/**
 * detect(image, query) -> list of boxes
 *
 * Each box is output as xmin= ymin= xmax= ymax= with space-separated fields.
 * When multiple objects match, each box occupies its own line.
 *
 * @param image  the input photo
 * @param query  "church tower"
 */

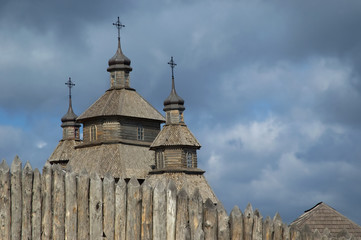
xmin=147 ymin=57 xmax=218 ymax=203
xmin=48 ymin=78 xmax=81 ymax=166
xmin=62 ymin=18 xmax=165 ymax=179
xmin=149 ymin=57 xmax=202 ymax=173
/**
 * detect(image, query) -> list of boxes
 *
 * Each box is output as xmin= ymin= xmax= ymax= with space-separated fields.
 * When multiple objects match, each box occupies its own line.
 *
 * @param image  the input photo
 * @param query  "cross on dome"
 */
xmin=113 ymin=17 xmax=125 ymax=40
xmin=65 ymin=77 xmax=75 ymax=99
xmin=168 ymin=56 xmax=177 ymax=79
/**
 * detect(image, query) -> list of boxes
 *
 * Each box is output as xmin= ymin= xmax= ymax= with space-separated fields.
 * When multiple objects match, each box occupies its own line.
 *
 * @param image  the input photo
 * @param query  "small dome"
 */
xmin=163 ymin=78 xmax=185 ymax=111
xmin=107 ymin=41 xmax=132 ymax=72
xmin=61 ymin=103 xmax=80 ymax=127
xmin=61 ymin=105 xmax=78 ymax=122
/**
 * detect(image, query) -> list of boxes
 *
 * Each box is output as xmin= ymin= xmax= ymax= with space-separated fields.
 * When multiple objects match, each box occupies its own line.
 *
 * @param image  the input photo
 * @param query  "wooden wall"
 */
xmin=0 ymin=157 xmax=354 ymax=240
xmin=81 ymin=117 xmax=160 ymax=144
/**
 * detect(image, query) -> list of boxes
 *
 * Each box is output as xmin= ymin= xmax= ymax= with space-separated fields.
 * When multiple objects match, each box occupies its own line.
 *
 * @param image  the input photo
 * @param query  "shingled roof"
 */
xmin=77 ymin=88 xmax=165 ymax=122
xmin=290 ymin=202 xmax=361 ymax=238
xmin=150 ymin=124 xmax=201 ymax=149
xmin=67 ymin=143 xmax=154 ymax=179
xmin=48 ymin=140 xmax=80 ymax=164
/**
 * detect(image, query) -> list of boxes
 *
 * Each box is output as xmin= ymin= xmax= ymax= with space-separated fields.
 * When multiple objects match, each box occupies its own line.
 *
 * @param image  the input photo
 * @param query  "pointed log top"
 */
xmin=43 ymin=161 xmax=52 ymax=173
xmin=90 ymin=172 xmax=101 ymax=180
xmin=103 ymin=172 xmax=115 ymax=183
xmin=191 ymin=188 xmax=202 ymax=201
xmin=178 ymin=187 xmax=188 ymax=198
xmin=23 ymin=161 xmax=33 ymax=172
xmin=244 ymin=203 xmax=253 ymax=217
xmin=52 ymin=163 xmax=61 ymax=172
xmin=230 ymin=206 xmax=242 ymax=216
xmin=80 ymin=169 xmax=88 ymax=176
xmin=265 ymin=216 xmax=272 ymax=224
xmin=155 ymin=178 xmax=167 ymax=192
xmin=254 ymin=209 xmax=263 ymax=218
xmin=0 ymin=159 xmax=10 ymax=172
xmin=141 ymin=178 xmax=151 ymax=188
xmin=65 ymin=164 xmax=72 ymax=172
xmin=128 ymin=177 xmax=140 ymax=186
xmin=11 ymin=155 xmax=22 ymax=172
xmin=204 ymin=198 xmax=216 ymax=209
xmin=216 ymin=202 xmax=227 ymax=213
xmin=323 ymin=228 xmax=331 ymax=236
xmin=167 ymin=180 xmax=177 ymax=192
xmin=314 ymin=229 xmax=322 ymax=238
xmin=33 ymin=168 xmax=40 ymax=175
xmin=116 ymin=178 xmax=127 ymax=187
xmin=273 ymin=212 xmax=282 ymax=222
xmin=66 ymin=170 xmax=77 ymax=178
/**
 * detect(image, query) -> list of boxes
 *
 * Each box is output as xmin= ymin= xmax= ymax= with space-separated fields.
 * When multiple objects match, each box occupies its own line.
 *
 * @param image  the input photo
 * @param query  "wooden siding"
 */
xmin=164 ymin=148 xmax=183 ymax=168
xmin=82 ymin=117 xmax=160 ymax=145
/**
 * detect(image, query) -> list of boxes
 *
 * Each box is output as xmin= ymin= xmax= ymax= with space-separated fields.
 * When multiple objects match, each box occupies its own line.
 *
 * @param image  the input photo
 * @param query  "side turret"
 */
xmin=150 ymin=57 xmax=202 ymax=173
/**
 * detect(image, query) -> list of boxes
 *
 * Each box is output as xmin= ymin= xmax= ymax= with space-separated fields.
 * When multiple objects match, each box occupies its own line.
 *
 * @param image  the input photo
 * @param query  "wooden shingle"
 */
xmin=290 ymin=202 xmax=361 ymax=238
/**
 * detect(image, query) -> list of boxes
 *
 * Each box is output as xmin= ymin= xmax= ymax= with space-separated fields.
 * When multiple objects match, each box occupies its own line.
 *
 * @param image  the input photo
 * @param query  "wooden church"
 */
xmin=48 ymin=18 xmax=217 ymax=202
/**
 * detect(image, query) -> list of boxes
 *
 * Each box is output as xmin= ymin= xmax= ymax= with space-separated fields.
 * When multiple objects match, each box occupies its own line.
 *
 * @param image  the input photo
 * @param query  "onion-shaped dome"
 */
xmin=61 ymin=100 xmax=80 ymax=127
xmin=163 ymin=78 xmax=185 ymax=111
xmin=107 ymin=40 xmax=132 ymax=72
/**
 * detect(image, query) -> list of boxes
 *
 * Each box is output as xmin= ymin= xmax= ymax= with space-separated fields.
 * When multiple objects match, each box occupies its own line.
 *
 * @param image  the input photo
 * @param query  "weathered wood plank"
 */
xmin=90 ymin=173 xmax=103 ymax=239
xmin=301 ymin=225 xmax=313 ymax=240
xmin=282 ymin=223 xmax=290 ymax=240
xmin=141 ymin=179 xmax=153 ymax=240
xmin=217 ymin=204 xmax=230 ymax=240
xmin=176 ymin=188 xmax=190 ymax=240
xmin=188 ymin=188 xmax=204 ymax=240
xmin=153 ymin=179 xmax=167 ymax=239
xmin=103 ymin=173 xmax=115 ymax=240
xmin=21 ymin=161 xmax=33 ymax=240
xmin=244 ymin=203 xmax=254 ymax=240
xmin=203 ymin=198 xmax=217 ymax=240
xmin=115 ymin=178 xmax=127 ymax=240
xmin=126 ymin=177 xmax=141 ymax=240
xmin=41 ymin=162 xmax=52 ymax=240
xmin=230 ymin=206 xmax=243 ymax=240
xmin=167 ymin=180 xmax=177 ymax=240
xmin=289 ymin=226 xmax=301 ymax=240
xmin=263 ymin=216 xmax=274 ymax=240
xmin=77 ymin=170 xmax=90 ymax=240
xmin=11 ymin=156 xmax=22 ymax=240
xmin=65 ymin=171 xmax=77 ymax=240
xmin=0 ymin=160 xmax=11 ymax=240
xmin=32 ymin=168 xmax=42 ymax=240
xmin=53 ymin=165 xmax=65 ymax=240
xmin=252 ymin=209 xmax=263 ymax=240
xmin=273 ymin=213 xmax=283 ymax=240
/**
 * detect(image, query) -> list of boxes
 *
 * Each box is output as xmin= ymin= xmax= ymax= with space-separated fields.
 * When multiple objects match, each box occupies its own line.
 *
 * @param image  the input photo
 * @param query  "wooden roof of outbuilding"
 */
xmin=77 ymin=88 xmax=165 ymax=122
xmin=150 ymin=124 xmax=201 ymax=149
xmin=290 ymin=202 xmax=361 ymax=238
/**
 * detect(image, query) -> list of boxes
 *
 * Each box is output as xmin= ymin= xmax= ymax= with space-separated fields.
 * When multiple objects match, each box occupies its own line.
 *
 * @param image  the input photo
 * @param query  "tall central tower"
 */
xmin=55 ymin=18 xmax=165 ymax=179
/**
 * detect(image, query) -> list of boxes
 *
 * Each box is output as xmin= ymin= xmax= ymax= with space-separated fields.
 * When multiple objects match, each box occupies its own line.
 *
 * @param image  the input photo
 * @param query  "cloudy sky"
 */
xmin=1 ymin=0 xmax=361 ymax=224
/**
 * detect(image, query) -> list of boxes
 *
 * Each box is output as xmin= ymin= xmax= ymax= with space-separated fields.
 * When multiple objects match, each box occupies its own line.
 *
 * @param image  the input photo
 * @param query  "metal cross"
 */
xmin=168 ymin=56 xmax=177 ymax=79
xmin=113 ymin=17 xmax=125 ymax=40
xmin=65 ymin=77 xmax=75 ymax=99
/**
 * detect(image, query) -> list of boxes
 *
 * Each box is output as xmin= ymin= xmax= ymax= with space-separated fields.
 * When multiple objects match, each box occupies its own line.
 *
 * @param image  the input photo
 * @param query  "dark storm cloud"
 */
xmin=1 ymin=0 xmax=361 ymax=225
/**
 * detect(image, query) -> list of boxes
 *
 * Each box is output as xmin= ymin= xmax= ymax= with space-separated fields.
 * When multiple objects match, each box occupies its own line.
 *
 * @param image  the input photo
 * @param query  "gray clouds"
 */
xmin=1 ymin=0 xmax=361 ymax=224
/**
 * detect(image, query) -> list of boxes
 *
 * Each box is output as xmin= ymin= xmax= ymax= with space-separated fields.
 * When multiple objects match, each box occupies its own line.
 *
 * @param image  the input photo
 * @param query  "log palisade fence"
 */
xmin=0 ymin=157 xmax=353 ymax=240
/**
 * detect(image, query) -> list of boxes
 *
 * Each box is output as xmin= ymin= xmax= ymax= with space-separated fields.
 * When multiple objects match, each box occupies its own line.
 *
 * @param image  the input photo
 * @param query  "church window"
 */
xmin=186 ymin=152 xmax=193 ymax=168
xmin=90 ymin=125 xmax=97 ymax=141
xmin=157 ymin=151 xmax=164 ymax=169
xmin=137 ymin=125 xmax=144 ymax=140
